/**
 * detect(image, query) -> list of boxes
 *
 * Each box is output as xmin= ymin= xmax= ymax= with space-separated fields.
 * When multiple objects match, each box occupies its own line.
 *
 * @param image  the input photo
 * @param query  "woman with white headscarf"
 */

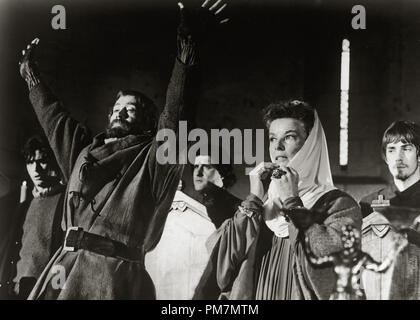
xmin=194 ymin=100 xmax=362 ymax=300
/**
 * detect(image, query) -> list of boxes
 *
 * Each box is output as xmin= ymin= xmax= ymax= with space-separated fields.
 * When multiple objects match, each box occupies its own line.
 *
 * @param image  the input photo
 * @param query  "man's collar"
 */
xmin=97 ymin=131 xmax=154 ymax=147
xmin=394 ymin=178 xmax=420 ymax=197
xmin=89 ymin=132 xmax=151 ymax=156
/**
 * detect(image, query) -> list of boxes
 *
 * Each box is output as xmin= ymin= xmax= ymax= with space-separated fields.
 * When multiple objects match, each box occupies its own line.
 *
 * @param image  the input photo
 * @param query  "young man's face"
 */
xmin=269 ymin=118 xmax=308 ymax=166
xmin=193 ymin=164 xmax=221 ymax=191
xmin=385 ymin=140 xmax=420 ymax=181
xmin=107 ymin=95 xmax=140 ymax=137
xmin=26 ymin=149 xmax=57 ymax=189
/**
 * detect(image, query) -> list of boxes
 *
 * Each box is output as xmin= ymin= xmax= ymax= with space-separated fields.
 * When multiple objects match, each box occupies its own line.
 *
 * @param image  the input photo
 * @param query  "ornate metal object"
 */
xmin=304 ymin=224 xmax=408 ymax=300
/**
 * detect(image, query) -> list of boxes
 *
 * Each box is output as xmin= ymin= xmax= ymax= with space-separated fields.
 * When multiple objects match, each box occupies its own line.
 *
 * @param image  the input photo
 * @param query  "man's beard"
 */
xmin=105 ymin=119 xmax=139 ymax=139
xmin=394 ymin=162 xmax=418 ymax=181
xmin=396 ymin=172 xmax=411 ymax=181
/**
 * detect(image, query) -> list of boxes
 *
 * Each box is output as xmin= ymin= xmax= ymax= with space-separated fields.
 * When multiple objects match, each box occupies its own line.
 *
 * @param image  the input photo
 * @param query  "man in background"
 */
xmin=1 ymin=135 xmax=65 ymax=299
xmin=146 ymin=149 xmax=240 ymax=299
xmin=19 ymin=0 xmax=229 ymax=299
xmin=360 ymin=120 xmax=420 ymax=299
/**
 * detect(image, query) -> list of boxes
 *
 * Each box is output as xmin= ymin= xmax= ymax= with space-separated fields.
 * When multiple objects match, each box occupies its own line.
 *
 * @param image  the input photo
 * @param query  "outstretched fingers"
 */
xmin=202 ymin=0 xmax=229 ymax=24
xmin=25 ymin=38 xmax=40 ymax=60
xmin=209 ymin=0 xmax=223 ymax=11
xmin=201 ymin=0 xmax=212 ymax=8
xmin=215 ymin=3 xmax=227 ymax=14
xmin=19 ymin=37 xmax=39 ymax=68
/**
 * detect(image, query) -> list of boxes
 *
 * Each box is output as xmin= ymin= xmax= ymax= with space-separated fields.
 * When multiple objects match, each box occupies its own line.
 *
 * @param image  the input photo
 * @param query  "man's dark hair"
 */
xmin=262 ymin=100 xmax=315 ymax=136
xmin=22 ymin=135 xmax=54 ymax=164
xmin=109 ymin=89 xmax=158 ymax=134
xmin=192 ymin=162 xmax=236 ymax=189
xmin=381 ymin=120 xmax=420 ymax=159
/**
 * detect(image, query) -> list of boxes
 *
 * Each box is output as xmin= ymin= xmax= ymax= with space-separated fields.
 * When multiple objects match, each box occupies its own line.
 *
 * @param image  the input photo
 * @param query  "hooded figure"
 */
xmin=194 ymin=100 xmax=362 ymax=300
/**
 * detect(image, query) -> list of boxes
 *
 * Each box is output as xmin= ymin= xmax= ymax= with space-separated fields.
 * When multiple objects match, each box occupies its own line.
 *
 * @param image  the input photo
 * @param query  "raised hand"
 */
xmin=201 ymin=0 xmax=229 ymax=24
xmin=177 ymin=0 xmax=229 ymax=43
xmin=19 ymin=38 xmax=41 ymax=89
xmin=271 ymin=166 xmax=299 ymax=203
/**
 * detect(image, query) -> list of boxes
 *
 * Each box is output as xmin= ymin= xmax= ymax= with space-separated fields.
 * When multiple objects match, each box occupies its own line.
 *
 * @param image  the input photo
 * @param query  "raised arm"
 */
xmin=149 ymin=0 xmax=229 ymax=201
xmin=156 ymin=0 xmax=228 ymax=131
xmin=19 ymin=39 xmax=91 ymax=181
xmin=143 ymin=1 xmax=230 ymax=253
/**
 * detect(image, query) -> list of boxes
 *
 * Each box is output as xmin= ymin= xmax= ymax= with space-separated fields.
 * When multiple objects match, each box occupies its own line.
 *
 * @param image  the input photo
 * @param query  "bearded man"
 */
xmin=360 ymin=120 xmax=420 ymax=300
xmin=18 ymin=0 xmax=229 ymax=299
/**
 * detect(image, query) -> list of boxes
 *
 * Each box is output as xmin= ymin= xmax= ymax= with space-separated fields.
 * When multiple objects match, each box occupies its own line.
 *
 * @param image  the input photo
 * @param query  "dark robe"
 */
xmin=195 ymin=189 xmax=362 ymax=300
xmin=360 ymin=180 xmax=420 ymax=300
xmin=27 ymin=58 xmax=196 ymax=300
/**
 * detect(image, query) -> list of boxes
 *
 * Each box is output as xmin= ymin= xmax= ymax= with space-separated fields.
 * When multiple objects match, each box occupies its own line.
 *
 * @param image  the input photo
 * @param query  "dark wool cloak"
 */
xmin=27 ymin=59 xmax=196 ymax=299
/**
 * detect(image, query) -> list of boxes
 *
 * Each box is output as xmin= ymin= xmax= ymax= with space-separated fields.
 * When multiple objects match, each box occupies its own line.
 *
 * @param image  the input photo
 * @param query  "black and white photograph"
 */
xmin=0 ymin=0 xmax=420 ymax=311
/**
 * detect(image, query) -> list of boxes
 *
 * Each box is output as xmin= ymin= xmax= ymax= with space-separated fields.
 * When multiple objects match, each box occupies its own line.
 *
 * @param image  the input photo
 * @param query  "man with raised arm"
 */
xmin=18 ymin=0 xmax=229 ymax=300
xmin=146 ymin=148 xmax=240 ymax=299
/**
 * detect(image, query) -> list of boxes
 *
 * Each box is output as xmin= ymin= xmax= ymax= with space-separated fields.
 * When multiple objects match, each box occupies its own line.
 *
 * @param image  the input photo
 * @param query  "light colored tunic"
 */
xmin=361 ymin=212 xmax=397 ymax=299
xmin=145 ymin=191 xmax=216 ymax=299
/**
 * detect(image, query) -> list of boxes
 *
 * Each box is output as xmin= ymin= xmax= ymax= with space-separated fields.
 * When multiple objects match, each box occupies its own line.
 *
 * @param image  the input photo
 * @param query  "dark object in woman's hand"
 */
xmin=271 ymin=168 xmax=286 ymax=179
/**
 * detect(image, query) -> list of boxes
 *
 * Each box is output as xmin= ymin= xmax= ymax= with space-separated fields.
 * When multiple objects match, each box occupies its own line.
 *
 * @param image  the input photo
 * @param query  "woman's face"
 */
xmin=269 ymin=118 xmax=308 ymax=166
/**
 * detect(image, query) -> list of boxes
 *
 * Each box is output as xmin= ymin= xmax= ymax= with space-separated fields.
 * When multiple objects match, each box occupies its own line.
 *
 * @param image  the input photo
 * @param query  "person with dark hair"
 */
xmin=195 ymin=99 xmax=362 ymax=300
xmin=146 ymin=143 xmax=241 ymax=299
xmin=0 ymin=135 xmax=65 ymax=299
xmin=360 ymin=120 xmax=420 ymax=299
xmin=21 ymin=136 xmax=61 ymax=190
xmin=262 ymin=100 xmax=315 ymax=135
xmin=18 ymin=0 xmax=228 ymax=300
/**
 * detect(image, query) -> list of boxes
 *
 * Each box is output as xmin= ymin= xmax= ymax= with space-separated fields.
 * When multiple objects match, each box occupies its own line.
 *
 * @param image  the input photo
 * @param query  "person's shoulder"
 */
xmin=315 ymin=189 xmax=359 ymax=214
xmin=358 ymin=187 xmax=392 ymax=218
xmin=320 ymin=189 xmax=357 ymax=206
xmin=360 ymin=187 xmax=388 ymax=205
